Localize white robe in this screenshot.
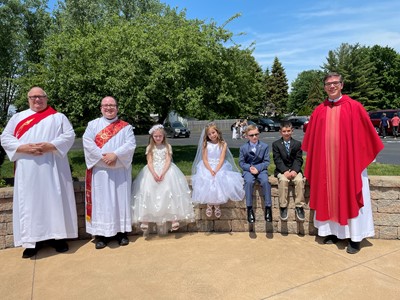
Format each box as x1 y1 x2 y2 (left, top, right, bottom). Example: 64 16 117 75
314 169 375 242
83 117 136 237
1 109 78 248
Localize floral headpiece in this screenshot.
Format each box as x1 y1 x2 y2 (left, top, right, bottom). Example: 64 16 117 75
149 124 164 135
206 121 216 128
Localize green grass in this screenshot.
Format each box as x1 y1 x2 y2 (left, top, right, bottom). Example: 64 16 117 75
1 146 399 186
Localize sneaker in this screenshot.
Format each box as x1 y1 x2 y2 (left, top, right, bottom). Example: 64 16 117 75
295 207 305 221
279 207 288 221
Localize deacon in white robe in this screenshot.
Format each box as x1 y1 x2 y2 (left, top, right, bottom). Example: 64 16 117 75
83 96 136 249
1 87 77 258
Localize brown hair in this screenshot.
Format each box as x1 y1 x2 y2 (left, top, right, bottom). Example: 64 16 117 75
202 123 225 149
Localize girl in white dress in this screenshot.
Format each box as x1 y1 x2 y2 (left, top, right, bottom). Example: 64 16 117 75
132 124 195 232
192 123 245 218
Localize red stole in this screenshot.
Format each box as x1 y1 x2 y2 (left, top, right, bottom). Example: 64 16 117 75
302 95 384 225
85 119 129 222
14 106 57 139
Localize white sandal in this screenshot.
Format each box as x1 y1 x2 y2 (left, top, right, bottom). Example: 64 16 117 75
171 221 180 231
206 204 213 217
214 206 221 218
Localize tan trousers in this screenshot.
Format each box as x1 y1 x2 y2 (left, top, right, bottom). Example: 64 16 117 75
277 172 305 208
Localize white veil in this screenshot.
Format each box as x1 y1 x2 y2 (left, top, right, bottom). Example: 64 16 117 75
191 122 240 175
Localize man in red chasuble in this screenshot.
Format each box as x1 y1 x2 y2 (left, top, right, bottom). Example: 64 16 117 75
302 72 384 254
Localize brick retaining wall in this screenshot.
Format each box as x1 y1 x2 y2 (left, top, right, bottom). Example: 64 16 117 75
1 176 399 249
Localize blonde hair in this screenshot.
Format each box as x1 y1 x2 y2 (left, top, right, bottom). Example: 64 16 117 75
245 124 258 134
202 122 225 149
147 126 169 154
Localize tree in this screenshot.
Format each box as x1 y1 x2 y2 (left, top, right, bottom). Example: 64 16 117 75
268 57 288 115
17 2 263 126
0 0 52 125
0 0 25 126
368 45 400 109
288 69 324 114
262 68 275 116
322 43 379 110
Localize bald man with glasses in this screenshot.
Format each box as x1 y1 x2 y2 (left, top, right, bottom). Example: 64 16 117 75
83 96 136 250
1 86 77 258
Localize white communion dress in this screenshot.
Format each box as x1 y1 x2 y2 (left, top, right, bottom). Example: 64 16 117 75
192 142 245 204
132 144 195 225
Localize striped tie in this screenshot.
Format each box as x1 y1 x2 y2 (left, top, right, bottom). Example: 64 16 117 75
285 142 290 154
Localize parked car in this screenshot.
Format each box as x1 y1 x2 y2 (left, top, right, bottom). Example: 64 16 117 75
303 121 309 133
164 121 191 138
369 109 400 135
247 120 264 133
284 116 309 129
250 118 280 132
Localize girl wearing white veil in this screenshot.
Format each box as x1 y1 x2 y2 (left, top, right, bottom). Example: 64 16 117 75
191 122 245 218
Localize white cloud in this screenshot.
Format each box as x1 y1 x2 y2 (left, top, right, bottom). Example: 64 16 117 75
233 0 400 84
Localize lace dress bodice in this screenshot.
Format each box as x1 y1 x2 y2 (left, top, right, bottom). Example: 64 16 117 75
206 142 222 168
151 145 169 174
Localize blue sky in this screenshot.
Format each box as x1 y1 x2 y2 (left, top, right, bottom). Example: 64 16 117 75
161 0 400 85
47 0 400 85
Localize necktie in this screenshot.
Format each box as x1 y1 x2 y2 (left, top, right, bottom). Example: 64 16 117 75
285 142 290 155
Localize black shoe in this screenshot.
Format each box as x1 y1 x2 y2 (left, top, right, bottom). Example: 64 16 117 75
323 235 338 244
51 239 69 253
247 208 255 223
295 207 305 221
95 236 108 249
117 232 129 246
265 206 272 222
22 247 38 259
279 207 288 221
346 240 360 254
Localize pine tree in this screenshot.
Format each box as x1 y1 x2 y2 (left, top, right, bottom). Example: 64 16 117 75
269 57 288 115
322 43 379 110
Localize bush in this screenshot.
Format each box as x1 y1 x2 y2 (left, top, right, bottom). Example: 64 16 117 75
74 126 86 138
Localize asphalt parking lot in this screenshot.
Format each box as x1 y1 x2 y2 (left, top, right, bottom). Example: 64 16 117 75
73 128 399 165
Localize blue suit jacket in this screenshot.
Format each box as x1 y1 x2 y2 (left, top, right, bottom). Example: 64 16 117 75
239 141 270 174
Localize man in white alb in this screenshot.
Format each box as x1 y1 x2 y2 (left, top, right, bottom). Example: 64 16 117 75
83 96 136 249
1 86 78 258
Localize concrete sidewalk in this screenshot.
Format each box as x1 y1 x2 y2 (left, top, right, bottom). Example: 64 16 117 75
0 232 399 299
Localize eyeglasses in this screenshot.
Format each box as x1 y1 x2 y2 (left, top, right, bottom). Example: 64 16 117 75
248 133 259 137
28 95 47 100
324 81 342 87
101 104 117 108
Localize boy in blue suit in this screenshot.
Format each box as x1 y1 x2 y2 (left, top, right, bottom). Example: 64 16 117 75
239 124 272 223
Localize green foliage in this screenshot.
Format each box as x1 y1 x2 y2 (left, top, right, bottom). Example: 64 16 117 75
74 126 86 138
288 70 324 113
14 1 263 126
268 57 289 115
368 45 400 109
3 1 400 125
322 43 380 110
1 0 52 121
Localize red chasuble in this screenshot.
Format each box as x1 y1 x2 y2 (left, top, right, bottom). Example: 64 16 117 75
302 95 384 225
85 119 129 222
14 106 57 139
